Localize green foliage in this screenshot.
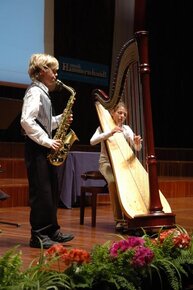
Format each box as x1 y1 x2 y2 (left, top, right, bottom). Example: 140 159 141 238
144 228 193 290
0 246 23 287
1 227 193 290
64 228 193 290
64 242 137 290
0 245 70 290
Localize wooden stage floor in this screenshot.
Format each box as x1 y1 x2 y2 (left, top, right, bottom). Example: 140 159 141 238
0 196 193 269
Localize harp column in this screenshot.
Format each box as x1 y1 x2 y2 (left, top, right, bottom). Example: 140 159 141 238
127 31 176 231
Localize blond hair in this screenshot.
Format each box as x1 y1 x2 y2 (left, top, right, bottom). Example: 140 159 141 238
28 53 59 81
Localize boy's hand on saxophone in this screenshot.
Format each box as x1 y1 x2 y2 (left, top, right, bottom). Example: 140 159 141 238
51 139 62 151
50 112 73 150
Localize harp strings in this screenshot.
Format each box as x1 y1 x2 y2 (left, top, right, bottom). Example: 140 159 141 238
121 61 146 168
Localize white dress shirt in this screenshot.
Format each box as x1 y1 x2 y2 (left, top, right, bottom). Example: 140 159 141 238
21 80 62 148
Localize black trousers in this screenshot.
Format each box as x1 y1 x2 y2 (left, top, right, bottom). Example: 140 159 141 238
24 138 60 235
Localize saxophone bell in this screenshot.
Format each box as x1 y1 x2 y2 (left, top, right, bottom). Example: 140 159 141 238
48 129 79 166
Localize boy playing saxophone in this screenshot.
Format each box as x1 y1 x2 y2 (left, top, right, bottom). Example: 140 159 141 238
21 53 74 248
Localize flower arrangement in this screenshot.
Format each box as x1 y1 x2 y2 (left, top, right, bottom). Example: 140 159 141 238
45 226 193 290
0 226 193 290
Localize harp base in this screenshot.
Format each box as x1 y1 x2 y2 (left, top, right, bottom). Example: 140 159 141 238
124 212 176 235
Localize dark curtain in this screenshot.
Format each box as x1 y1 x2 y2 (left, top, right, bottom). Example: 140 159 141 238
53 0 115 145
146 0 193 148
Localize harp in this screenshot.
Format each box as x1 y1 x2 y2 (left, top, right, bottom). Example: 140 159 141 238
93 31 175 231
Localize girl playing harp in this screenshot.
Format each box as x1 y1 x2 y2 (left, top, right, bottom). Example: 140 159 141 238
90 101 142 231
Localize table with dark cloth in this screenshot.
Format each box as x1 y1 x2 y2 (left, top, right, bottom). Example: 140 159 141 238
57 151 106 208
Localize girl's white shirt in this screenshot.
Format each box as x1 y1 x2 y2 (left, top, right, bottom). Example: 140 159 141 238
90 125 142 164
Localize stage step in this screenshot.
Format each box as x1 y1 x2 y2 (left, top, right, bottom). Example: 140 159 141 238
0 178 29 207
97 177 193 203
157 160 193 177
159 176 193 198
156 147 193 161
0 158 27 179
0 142 25 158
1 176 191 207
0 143 192 207
0 144 28 207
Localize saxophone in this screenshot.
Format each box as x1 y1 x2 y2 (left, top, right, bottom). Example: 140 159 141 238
47 79 79 166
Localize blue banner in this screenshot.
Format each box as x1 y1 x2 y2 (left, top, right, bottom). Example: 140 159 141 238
58 57 109 86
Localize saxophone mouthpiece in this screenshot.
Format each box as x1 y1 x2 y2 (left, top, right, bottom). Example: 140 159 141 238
56 79 64 86
55 79 65 91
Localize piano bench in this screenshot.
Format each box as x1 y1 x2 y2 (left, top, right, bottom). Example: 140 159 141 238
80 171 108 227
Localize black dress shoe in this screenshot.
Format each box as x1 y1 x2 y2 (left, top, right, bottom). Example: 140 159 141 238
30 234 57 249
49 230 74 243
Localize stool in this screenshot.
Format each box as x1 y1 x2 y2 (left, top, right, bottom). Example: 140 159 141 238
80 171 108 227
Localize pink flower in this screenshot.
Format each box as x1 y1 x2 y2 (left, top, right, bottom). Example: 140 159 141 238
126 236 145 247
132 246 154 267
110 236 145 257
110 236 154 268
